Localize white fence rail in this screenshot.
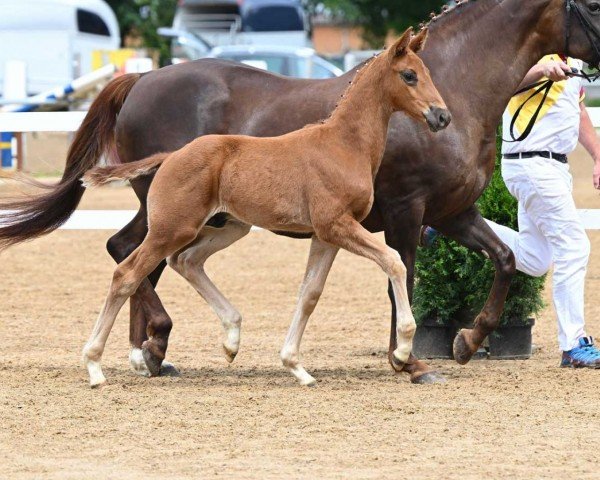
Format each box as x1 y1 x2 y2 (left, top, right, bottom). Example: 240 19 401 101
1 109 600 230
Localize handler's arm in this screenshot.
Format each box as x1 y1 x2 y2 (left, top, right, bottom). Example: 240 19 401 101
578 102 600 189
515 61 571 91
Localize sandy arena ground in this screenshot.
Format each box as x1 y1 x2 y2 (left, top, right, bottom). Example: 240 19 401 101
1 146 599 479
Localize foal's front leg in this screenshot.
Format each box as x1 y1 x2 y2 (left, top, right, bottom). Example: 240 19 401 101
280 236 338 386
316 217 416 368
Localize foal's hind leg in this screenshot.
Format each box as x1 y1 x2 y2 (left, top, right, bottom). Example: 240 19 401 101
280 236 338 386
83 225 201 387
105 208 175 377
316 216 416 368
168 219 251 363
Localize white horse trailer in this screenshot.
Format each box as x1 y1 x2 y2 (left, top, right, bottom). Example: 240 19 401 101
172 0 310 50
0 0 120 96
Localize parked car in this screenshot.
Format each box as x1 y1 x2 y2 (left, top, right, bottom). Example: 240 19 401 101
0 0 120 96
205 45 343 79
170 0 310 49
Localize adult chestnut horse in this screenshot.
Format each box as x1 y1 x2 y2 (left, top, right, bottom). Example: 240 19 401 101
79 29 448 387
1 0 600 383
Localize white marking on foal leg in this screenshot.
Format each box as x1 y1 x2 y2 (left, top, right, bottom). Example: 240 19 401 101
85 359 107 388
386 249 415 365
129 348 151 377
82 265 141 387
281 237 338 386
167 222 250 363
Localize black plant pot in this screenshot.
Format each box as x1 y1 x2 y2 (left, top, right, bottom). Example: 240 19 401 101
413 318 457 359
488 318 535 360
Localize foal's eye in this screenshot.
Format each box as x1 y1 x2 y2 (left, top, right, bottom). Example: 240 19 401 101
400 69 418 85
590 2 600 13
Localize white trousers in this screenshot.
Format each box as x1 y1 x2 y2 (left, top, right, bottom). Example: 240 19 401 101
485 156 590 351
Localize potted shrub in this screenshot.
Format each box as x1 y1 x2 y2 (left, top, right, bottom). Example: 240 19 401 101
412 133 545 359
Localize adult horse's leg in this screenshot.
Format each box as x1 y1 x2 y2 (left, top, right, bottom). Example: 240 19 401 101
380 206 446 384
434 206 516 364
167 220 251 363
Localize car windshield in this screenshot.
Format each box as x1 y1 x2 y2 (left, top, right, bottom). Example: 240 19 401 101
242 6 304 32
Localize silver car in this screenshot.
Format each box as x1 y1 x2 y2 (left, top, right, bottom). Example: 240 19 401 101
206 45 343 79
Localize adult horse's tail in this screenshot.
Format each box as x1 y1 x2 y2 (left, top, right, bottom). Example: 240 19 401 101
0 73 141 249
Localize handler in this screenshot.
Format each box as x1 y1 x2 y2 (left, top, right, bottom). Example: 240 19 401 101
424 55 600 368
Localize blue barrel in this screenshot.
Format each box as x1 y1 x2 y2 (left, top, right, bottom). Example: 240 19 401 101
1 132 13 168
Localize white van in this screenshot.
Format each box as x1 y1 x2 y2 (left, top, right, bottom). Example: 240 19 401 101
0 0 120 96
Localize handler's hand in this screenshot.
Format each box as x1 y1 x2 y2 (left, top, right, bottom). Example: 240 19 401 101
541 61 570 82
594 161 600 190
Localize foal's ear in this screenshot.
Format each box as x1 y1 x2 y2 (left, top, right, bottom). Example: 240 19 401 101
409 28 428 53
388 27 414 60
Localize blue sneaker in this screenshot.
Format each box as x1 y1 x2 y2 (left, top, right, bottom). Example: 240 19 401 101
561 337 600 369
419 226 439 248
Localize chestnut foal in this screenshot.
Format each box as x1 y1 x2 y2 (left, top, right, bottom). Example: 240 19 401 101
82 28 449 387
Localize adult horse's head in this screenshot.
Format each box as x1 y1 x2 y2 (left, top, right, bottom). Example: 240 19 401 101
384 28 451 132
561 0 600 66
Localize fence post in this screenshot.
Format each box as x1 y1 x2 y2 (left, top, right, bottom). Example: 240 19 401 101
15 132 24 171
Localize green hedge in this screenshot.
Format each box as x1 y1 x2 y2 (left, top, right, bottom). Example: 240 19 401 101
413 132 546 326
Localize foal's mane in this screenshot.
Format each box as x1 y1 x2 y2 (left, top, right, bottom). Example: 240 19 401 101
302 53 382 129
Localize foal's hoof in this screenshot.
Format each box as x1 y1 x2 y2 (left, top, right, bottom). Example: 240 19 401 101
410 370 447 385
159 361 180 377
223 345 238 364
453 329 476 365
141 346 163 377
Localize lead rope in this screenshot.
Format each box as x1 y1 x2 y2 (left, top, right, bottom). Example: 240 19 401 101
503 68 600 143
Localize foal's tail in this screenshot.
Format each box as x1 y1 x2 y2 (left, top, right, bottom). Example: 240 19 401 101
0 73 141 249
82 153 169 187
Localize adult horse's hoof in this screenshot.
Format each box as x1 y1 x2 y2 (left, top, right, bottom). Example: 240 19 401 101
410 370 447 384
453 329 476 365
141 344 164 377
391 358 405 372
159 361 180 377
129 348 151 377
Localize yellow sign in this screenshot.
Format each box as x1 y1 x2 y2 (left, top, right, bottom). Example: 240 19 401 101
92 49 138 71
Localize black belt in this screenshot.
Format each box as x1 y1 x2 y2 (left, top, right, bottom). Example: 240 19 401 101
503 151 568 164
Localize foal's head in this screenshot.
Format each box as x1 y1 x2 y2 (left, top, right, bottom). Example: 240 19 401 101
381 28 451 132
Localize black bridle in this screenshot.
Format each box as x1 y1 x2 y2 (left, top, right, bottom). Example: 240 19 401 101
565 0 600 68
504 0 600 143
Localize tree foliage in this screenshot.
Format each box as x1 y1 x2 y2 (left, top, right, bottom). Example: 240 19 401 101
312 0 448 46
106 0 177 63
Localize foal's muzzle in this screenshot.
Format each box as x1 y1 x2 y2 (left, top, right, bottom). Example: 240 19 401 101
424 107 452 132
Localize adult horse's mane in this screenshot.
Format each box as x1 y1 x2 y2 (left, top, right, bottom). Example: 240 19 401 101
422 0 498 33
